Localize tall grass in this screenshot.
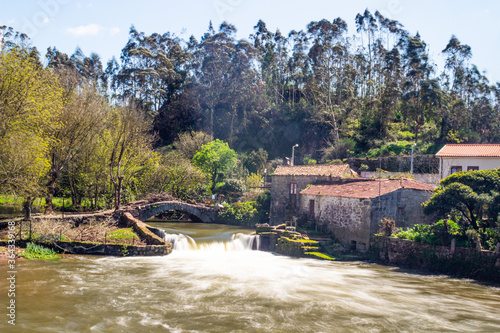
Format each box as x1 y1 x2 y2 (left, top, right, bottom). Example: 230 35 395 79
20 243 59 260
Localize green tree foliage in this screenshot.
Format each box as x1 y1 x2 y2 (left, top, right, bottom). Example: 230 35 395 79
0 45 63 218
106 103 156 209
215 178 246 201
173 131 213 160
242 148 268 175
137 152 210 201
394 219 461 246
218 201 258 226
99 15 500 161
192 139 237 188
423 169 500 230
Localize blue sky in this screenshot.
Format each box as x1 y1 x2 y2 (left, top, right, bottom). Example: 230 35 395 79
1 0 500 82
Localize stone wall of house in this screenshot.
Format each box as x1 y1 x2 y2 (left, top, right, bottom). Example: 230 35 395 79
300 194 372 251
370 188 433 234
270 175 331 225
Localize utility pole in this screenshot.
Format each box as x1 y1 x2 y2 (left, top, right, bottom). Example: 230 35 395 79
291 144 299 166
411 143 416 175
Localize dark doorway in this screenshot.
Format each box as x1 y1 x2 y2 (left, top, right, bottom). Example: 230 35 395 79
309 200 315 217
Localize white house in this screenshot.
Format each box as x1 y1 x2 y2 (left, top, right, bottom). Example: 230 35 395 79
436 144 500 179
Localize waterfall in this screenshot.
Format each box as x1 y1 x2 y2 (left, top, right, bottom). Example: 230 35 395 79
162 232 260 252
231 233 261 251
163 233 197 251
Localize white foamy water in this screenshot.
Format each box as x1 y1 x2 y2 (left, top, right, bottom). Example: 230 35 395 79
158 227 260 251
171 232 260 251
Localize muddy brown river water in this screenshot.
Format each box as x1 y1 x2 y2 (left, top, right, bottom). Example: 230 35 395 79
1 222 499 332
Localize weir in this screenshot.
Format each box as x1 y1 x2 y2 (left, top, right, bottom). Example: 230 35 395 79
155 228 261 251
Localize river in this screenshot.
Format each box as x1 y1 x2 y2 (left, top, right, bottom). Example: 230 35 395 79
1 222 500 332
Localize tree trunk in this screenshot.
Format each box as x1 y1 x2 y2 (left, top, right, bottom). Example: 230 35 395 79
229 106 236 146
210 107 214 138
93 185 98 210
44 169 58 214
23 197 32 221
115 176 124 210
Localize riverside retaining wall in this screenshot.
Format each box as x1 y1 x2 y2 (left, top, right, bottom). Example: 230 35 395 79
52 241 170 256
371 236 500 283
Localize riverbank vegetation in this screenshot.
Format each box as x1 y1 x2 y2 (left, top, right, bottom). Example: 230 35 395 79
1 9 500 218
20 242 59 260
1 218 145 246
388 168 500 251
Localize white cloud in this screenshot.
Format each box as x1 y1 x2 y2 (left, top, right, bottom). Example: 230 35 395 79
66 24 120 37
109 27 120 36
66 23 104 37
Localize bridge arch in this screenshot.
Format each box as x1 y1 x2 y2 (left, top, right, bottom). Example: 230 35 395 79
135 201 217 223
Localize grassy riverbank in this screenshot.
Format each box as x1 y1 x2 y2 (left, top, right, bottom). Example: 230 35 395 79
0 195 101 215
0 218 145 246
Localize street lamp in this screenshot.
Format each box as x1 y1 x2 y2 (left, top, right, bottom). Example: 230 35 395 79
291 144 299 166
411 142 416 175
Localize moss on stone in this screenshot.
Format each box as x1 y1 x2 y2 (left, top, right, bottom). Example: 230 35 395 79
302 246 320 251
283 237 318 244
304 252 335 260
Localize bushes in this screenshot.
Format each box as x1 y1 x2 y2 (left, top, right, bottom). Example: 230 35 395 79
394 220 460 246
218 201 258 226
378 218 397 236
367 141 415 158
321 139 355 162
394 219 499 249
303 157 317 165
215 179 246 201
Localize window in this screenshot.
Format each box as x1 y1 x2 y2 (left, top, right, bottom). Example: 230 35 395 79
290 182 297 195
450 166 462 174
397 207 405 216
467 166 479 171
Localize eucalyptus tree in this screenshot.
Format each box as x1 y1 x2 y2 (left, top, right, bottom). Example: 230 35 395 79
400 32 434 141
116 26 189 112
442 35 472 97
377 46 403 137
288 29 310 105
192 22 238 137
355 9 378 97
306 18 348 142
70 48 105 87
223 39 263 146
374 11 406 51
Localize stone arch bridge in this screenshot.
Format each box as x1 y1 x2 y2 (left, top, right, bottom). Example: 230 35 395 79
121 201 218 223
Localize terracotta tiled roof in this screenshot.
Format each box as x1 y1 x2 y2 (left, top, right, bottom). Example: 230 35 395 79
300 179 435 199
436 144 500 157
273 164 351 177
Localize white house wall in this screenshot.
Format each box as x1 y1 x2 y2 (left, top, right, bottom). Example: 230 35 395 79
440 157 500 179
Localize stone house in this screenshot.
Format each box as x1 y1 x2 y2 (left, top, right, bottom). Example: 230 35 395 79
436 144 500 179
269 164 355 225
300 178 435 252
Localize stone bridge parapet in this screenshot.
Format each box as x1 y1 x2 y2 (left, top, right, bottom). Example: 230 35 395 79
120 200 218 223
